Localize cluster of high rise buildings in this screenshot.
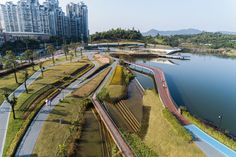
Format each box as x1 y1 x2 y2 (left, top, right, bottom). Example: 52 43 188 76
0 0 88 45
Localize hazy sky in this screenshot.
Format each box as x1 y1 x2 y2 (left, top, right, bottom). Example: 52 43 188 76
1 0 236 34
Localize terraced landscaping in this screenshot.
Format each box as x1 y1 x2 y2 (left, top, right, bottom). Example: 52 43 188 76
3 60 94 157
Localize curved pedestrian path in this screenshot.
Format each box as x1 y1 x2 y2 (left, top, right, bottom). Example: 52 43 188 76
0 57 79 157
15 53 99 156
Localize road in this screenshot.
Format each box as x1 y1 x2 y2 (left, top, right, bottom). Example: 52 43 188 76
0 55 80 157
15 53 99 156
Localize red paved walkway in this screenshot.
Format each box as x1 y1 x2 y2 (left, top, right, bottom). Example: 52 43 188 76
130 62 189 125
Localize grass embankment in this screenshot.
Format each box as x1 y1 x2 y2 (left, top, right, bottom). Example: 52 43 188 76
72 67 111 97
141 90 205 157
3 61 92 157
33 97 91 157
183 111 236 151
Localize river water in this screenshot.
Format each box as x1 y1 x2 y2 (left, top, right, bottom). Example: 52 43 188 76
133 53 236 137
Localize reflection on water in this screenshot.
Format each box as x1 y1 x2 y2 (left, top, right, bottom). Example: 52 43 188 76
132 53 236 137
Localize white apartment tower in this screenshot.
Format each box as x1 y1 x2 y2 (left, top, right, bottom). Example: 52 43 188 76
0 0 88 42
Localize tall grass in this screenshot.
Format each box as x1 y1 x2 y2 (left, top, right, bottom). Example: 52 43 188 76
110 65 123 85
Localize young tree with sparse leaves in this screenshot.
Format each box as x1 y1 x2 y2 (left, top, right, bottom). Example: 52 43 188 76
63 44 69 60
3 50 18 83
70 43 78 57
4 92 17 119
46 44 56 65
23 70 29 93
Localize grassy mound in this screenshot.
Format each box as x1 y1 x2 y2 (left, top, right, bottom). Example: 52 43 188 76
141 90 205 157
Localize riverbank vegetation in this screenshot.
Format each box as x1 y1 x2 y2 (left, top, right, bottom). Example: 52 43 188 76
3 60 92 156
141 90 205 157
183 111 236 151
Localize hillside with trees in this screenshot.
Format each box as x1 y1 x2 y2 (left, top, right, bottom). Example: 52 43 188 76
91 28 143 42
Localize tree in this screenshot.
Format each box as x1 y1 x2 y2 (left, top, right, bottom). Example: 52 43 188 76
23 70 29 93
70 43 77 57
62 44 69 60
80 48 83 57
3 91 17 119
69 51 74 63
23 49 36 70
46 44 56 65
23 49 33 63
39 62 44 78
3 50 18 83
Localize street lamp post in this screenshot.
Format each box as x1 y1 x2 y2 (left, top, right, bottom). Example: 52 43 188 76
218 113 223 131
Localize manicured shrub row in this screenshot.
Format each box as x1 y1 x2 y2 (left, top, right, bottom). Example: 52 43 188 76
162 109 192 142
121 131 158 157
70 64 90 76
19 85 53 112
22 87 56 120
183 111 236 150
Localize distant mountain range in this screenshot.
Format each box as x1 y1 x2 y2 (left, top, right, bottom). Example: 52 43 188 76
142 28 236 36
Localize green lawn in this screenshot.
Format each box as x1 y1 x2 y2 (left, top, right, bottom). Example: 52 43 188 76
141 90 205 157
3 60 89 157
33 97 88 156
0 66 39 105
72 67 111 98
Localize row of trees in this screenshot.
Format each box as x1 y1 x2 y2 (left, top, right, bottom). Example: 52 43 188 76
91 28 143 41
0 35 82 55
1 42 83 119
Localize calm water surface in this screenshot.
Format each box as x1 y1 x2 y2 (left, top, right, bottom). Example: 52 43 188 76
133 53 236 137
